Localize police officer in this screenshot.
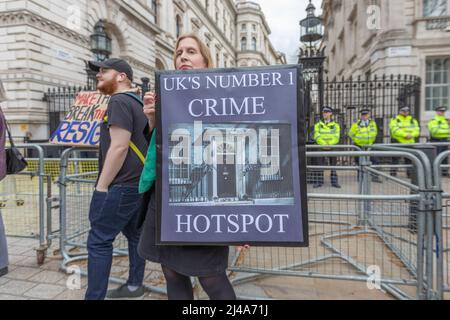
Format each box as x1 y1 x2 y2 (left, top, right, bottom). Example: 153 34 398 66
349 109 381 183
389 106 420 177
428 105 450 176
313 106 341 189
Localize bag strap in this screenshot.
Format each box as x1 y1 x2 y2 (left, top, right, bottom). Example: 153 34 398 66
111 92 147 165
120 92 143 105
5 119 16 148
129 141 146 163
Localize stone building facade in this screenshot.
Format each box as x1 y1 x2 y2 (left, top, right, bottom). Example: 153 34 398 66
0 0 286 140
321 0 450 124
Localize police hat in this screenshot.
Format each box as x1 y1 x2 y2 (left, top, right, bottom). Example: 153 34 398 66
322 106 333 113
360 109 370 115
435 106 448 112
399 106 411 112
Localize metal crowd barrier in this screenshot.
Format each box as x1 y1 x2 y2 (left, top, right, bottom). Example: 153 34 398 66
57 147 167 296
230 150 430 300
433 150 450 299
54 143 447 300
1 144 49 264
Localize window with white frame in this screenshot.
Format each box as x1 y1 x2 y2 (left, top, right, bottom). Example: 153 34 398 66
169 135 190 182
259 130 281 181
150 0 158 24
176 15 182 38
251 37 257 51
423 0 448 16
426 57 450 111
241 37 247 51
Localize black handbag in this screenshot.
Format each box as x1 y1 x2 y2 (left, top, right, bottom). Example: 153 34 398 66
5 123 27 174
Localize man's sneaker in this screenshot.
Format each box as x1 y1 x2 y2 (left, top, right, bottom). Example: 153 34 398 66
331 183 341 189
0 267 8 277
313 183 323 189
106 284 145 299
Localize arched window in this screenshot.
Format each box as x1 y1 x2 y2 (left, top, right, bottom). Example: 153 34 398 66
176 15 182 38
251 37 257 51
241 37 247 51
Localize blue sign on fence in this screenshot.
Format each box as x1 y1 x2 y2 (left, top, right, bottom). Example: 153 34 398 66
156 65 308 246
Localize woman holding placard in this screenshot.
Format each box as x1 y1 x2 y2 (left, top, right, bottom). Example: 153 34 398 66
137 33 236 300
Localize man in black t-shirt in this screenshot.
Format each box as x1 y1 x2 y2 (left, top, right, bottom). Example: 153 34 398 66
85 58 149 300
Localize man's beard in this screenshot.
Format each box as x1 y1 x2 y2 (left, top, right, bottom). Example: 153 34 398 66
97 77 118 96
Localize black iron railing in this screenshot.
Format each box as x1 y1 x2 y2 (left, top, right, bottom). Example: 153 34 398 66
305 74 422 144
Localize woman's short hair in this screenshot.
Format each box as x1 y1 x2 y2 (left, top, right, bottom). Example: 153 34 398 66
173 33 214 69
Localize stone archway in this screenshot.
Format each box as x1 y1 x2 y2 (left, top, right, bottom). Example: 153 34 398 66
155 57 166 71
104 22 127 57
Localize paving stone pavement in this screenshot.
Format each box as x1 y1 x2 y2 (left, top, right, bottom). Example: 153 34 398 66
1 236 448 300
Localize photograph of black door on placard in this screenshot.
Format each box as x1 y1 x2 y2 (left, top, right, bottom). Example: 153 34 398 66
217 145 236 199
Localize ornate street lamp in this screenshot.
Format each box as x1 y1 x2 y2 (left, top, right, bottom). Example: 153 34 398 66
299 0 325 73
300 1 323 46
90 20 112 62
85 20 112 89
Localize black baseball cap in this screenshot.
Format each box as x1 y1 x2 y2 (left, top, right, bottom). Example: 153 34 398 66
88 58 133 82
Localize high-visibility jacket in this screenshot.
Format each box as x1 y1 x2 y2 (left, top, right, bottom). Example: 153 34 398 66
349 119 378 146
314 120 340 145
389 115 420 144
428 115 450 140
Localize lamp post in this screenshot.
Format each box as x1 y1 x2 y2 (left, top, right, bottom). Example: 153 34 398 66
90 20 112 61
85 20 112 89
299 0 325 130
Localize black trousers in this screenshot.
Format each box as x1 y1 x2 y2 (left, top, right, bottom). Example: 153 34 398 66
390 139 413 178
431 138 449 175
313 154 338 185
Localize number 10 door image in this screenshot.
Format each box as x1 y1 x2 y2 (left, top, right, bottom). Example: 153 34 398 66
168 121 295 207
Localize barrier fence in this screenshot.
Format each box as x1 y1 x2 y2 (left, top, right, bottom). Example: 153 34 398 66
1 144 50 264
230 150 429 300
433 150 450 298
3 143 450 299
